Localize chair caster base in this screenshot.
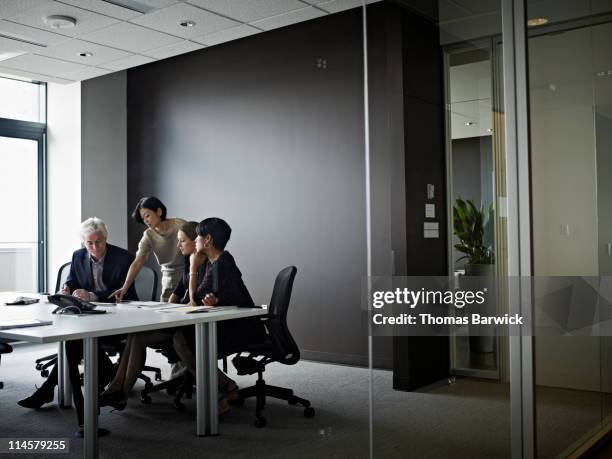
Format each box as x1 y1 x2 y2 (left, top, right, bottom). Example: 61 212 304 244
304 407 315 418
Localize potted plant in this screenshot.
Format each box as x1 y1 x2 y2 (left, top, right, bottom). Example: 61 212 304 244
453 198 495 353
453 198 495 276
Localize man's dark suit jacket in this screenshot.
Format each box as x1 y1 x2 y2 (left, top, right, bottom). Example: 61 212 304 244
65 243 138 302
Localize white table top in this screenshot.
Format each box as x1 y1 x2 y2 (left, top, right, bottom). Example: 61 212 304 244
0 292 267 343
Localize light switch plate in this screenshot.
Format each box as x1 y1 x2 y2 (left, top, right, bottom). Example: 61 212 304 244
425 203 435 218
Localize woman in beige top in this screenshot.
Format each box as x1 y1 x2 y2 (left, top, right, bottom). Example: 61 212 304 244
112 196 186 302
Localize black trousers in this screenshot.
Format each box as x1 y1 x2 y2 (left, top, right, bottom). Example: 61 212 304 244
40 337 119 426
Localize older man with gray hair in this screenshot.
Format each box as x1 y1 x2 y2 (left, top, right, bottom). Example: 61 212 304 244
18 217 137 432
60 217 137 302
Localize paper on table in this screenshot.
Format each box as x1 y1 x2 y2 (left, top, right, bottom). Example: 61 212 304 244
120 301 167 308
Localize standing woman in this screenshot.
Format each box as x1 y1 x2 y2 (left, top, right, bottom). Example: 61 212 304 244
113 197 186 302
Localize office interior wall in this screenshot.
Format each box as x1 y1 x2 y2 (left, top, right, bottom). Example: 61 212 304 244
392 2 449 390
47 82 81 292
81 71 128 249
126 8 373 366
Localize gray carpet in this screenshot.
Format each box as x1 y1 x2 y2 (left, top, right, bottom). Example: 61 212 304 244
0 342 604 458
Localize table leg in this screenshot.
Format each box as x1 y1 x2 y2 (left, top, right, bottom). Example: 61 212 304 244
206 322 218 436
195 323 208 436
57 341 72 408
84 337 98 459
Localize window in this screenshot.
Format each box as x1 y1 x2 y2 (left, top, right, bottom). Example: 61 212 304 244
0 76 46 291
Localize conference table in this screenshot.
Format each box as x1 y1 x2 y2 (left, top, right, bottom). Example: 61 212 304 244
0 293 267 459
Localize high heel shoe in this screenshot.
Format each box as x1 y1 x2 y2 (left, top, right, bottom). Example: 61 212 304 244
17 386 55 409
99 390 126 411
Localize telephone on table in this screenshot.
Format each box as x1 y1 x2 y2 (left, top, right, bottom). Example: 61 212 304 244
48 294 106 315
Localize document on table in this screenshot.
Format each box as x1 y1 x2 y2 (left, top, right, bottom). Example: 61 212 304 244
120 301 168 308
157 306 238 314
0 318 53 330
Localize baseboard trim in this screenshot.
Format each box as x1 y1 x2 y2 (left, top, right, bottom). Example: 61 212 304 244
301 349 393 370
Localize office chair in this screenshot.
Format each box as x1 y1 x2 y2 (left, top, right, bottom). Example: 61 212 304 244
35 262 71 377
130 265 164 384
0 340 13 389
231 266 314 427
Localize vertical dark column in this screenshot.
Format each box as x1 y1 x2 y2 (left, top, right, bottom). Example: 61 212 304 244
393 3 449 391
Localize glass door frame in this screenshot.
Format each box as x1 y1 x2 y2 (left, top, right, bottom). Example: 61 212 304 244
444 37 505 381
0 117 47 291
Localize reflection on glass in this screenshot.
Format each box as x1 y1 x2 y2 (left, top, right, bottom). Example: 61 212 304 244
447 45 499 376
528 8 612 457
0 136 38 291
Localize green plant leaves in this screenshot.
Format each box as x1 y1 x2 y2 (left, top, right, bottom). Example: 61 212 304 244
453 197 494 265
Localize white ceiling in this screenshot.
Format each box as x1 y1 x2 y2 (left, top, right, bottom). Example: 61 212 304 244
0 0 380 84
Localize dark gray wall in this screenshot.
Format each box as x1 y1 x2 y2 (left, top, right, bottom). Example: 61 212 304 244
127 9 374 366
125 4 447 373
81 71 128 249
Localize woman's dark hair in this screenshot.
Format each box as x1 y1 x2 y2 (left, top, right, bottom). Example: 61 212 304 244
178 221 198 241
196 218 231 250
131 197 167 225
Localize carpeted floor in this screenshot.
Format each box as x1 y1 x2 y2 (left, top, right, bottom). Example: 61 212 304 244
0 342 605 458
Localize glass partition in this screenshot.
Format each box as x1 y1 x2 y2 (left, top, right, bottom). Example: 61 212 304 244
527 2 612 455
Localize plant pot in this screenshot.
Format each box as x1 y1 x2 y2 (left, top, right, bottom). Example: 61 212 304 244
465 263 495 354
464 263 495 277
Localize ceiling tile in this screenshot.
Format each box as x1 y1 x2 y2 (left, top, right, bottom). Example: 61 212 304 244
0 49 26 62
62 65 112 81
0 19 70 47
142 39 204 59
130 2 239 38
318 0 381 14
0 66 75 83
187 0 307 23
80 21 181 52
251 6 325 30
0 35 44 54
129 0 181 8
299 0 328 3
0 53 91 77
7 2 121 38
100 53 155 70
35 38 132 65
192 24 260 46
57 0 143 20
0 0 51 20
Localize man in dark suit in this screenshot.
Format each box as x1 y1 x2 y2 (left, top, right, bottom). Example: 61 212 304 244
18 217 137 431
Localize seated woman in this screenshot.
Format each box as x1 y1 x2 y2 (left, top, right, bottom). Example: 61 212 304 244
100 221 202 409
173 218 266 408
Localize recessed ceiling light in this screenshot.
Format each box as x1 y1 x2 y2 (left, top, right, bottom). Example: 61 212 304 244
527 17 548 27
78 52 93 57
465 121 475 126
44 15 77 29
180 20 196 27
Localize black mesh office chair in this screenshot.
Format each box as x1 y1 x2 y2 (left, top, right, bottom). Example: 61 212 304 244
34 262 71 377
231 266 314 427
0 340 13 389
